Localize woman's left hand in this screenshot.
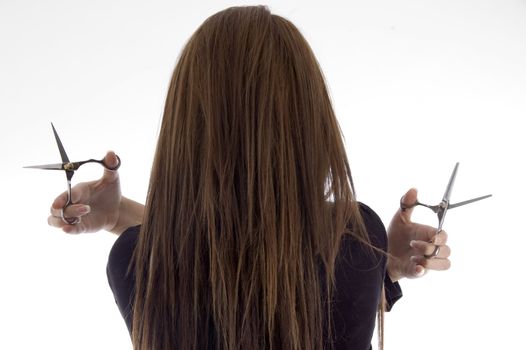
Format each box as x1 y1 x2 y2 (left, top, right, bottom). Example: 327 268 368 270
386 188 451 282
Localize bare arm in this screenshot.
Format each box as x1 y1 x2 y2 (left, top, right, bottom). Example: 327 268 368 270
110 196 144 235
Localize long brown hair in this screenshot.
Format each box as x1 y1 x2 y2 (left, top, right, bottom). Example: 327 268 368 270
131 5 376 349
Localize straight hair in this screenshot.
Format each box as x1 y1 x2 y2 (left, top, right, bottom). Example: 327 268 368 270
131 5 382 349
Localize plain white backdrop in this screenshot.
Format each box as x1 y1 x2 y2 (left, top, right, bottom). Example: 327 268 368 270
1 0 524 349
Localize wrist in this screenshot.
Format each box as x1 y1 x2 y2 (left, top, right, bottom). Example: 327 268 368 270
387 259 403 283
109 197 144 235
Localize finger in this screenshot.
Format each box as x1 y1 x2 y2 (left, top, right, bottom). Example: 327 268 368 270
48 215 65 228
410 240 451 259
61 222 87 234
49 204 90 230
426 258 452 271
64 204 91 218
414 264 426 277
47 215 87 234
399 188 418 223
102 151 120 183
414 223 439 243
411 256 451 271
50 202 91 218
52 181 94 214
51 191 69 210
432 230 449 245
403 258 427 278
410 240 435 256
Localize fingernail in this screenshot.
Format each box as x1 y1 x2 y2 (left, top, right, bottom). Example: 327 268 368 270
410 240 417 248
416 267 425 277
79 205 90 214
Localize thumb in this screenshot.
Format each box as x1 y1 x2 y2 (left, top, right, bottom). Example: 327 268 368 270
399 188 418 222
102 150 120 183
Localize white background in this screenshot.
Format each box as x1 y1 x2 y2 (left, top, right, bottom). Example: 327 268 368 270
1 0 524 349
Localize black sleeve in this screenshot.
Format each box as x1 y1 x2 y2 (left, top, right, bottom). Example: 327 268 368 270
106 225 140 334
358 203 403 311
384 273 403 311
330 203 403 349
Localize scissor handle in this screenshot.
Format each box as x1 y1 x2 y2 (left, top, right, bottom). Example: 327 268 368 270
61 178 80 225
400 197 440 213
75 155 121 171
59 155 121 225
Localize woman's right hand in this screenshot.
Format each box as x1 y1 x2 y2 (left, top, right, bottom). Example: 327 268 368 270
48 151 122 234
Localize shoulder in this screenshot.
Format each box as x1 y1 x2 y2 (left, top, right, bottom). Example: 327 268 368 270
330 203 387 348
356 202 387 251
108 225 140 273
107 225 140 289
106 225 140 334
336 202 387 270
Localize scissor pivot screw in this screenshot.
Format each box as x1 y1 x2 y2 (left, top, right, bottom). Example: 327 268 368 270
64 163 74 170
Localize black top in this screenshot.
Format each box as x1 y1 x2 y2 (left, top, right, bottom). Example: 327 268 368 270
106 203 402 349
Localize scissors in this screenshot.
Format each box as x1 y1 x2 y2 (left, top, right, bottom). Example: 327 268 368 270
24 123 121 225
400 162 491 257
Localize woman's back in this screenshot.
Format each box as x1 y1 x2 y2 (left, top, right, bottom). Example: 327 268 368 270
107 203 402 349
115 6 399 349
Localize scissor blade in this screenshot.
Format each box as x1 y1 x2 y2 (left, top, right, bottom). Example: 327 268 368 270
23 163 65 170
51 123 70 164
442 162 459 202
448 194 492 209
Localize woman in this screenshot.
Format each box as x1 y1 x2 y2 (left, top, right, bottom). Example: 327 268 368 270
48 6 451 349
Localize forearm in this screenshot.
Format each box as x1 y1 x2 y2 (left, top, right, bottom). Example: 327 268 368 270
110 197 145 235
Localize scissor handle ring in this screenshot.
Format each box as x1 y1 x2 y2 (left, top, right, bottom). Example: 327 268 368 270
61 185 81 225
400 196 417 212
103 155 121 171
61 207 81 225
424 245 441 259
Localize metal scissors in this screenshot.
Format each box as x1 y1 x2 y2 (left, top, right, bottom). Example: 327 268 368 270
24 123 121 225
400 162 491 256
